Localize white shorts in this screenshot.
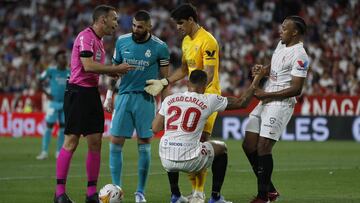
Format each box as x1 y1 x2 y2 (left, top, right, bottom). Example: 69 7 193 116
246 103 294 141
160 142 215 173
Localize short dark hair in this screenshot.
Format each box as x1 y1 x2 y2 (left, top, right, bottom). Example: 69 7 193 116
170 3 198 22
134 10 151 22
286 15 307 35
189 70 207 87
54 50 66 60
92 5 116 22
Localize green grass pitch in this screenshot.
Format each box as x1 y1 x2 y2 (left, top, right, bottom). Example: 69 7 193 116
0 137 359 203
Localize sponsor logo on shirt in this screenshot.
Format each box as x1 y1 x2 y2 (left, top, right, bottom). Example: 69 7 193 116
123 58 149 71
163 139 195 147
205 50 216 60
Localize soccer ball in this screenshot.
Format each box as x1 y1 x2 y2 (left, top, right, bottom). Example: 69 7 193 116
99 184 124 203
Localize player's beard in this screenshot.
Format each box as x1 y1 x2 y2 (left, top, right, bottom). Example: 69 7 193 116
132 31 148 42
280 36 287 44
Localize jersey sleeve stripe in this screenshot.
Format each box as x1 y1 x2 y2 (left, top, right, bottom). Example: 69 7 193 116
159 59 169 66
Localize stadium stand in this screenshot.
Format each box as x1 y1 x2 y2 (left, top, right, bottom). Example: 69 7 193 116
0 0 359 100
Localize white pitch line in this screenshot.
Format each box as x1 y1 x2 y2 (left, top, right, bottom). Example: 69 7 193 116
0 171 165 181
232 166 359 173
0 166 357 181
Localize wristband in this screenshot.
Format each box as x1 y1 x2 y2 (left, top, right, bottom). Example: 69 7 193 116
105 90 113 99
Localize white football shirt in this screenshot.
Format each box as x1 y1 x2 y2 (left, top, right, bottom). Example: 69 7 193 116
264 41 309 105
158 91 228 161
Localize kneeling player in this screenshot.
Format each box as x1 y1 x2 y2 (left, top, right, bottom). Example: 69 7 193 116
152 69 265 203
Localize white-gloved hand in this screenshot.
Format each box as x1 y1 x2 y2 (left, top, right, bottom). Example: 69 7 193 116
103 90 113 113
144 78 169 96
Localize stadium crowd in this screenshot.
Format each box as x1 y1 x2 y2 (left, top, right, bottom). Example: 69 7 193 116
1 0 360 97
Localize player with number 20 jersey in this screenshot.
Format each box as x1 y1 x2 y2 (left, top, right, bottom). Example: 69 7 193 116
159 92 227 170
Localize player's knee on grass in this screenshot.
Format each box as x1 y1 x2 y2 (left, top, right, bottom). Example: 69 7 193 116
242 131 259 153
208 140 227 156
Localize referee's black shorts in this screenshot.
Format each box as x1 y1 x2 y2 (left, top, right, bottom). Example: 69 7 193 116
63 83 104 136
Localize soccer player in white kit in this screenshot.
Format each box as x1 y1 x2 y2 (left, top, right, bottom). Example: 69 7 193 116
242 16 309 203
152 69 265 203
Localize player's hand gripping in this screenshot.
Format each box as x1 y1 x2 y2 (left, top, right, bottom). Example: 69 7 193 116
144 78 169 96
252 64 271 102
251 64 264 77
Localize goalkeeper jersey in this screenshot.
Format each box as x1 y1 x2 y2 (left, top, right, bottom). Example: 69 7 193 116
182 27 221 95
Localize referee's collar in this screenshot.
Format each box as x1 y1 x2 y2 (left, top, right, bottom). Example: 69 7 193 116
88 27 102 40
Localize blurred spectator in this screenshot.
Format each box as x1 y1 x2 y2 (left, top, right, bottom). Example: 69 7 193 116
0 0 359 98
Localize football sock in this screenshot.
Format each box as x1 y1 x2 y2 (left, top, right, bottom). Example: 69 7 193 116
56 127 65 153
42 126 52 152
211 153 228 194
56 148 73 197
167 172 181 197
86 151 101 196
188 172 197 191
109 143 123 186
257 154 273 200
195 168 207 192
137 143 151 193
246 151 276 192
